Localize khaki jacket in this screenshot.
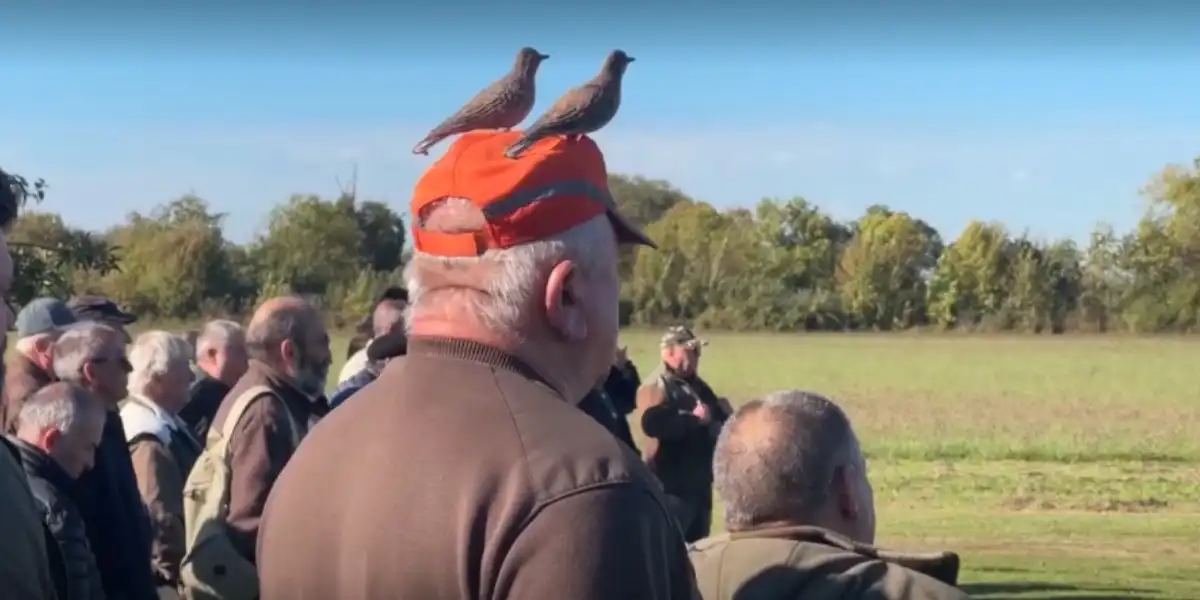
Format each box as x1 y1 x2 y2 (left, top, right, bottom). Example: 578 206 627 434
121 395 203 586
689 525 968 600
0 437 59 600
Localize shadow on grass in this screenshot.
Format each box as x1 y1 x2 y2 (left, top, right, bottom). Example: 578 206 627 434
963 581 1164 599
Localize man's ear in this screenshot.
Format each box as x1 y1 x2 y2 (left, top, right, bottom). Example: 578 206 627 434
544 259 587 342
81 362 98 385
39 427 62 451
279 339 296 364
832 464 862 521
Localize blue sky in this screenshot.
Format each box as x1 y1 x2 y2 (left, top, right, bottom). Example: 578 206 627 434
4 2 1200 244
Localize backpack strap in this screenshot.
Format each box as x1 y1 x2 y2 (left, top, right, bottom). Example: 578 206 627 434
212 385 275 451
213 385 305 457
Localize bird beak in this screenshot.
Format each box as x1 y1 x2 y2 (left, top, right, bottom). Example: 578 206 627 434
539 54 550 60
626 56 636 63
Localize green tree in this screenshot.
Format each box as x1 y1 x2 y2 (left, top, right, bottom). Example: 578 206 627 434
837 209 937 330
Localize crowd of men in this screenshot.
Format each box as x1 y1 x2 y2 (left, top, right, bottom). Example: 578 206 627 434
0 128 969 600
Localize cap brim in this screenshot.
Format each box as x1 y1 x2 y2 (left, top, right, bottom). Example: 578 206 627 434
366 330 408 361
606 210 657 249
112 312 138 325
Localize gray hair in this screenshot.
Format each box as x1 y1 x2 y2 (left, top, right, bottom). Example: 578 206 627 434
196 319 244 359
52 322 121 383
714 390 862 531
128 331 193 397
404 198 616 335
17 382 105 434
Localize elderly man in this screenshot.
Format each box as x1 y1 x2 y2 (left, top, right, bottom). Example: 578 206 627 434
54 322 158 600
336 289 408 385
10 383 109 600
258 130 697 599
67 295 138 342
2 297 79 433
121 331 204 594
637 326 732 543
689 391 967 600
178 319 249 441
205 296 331 568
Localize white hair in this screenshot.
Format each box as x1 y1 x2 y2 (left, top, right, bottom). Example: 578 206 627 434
404 198 617 334
195 319 244 359
127 331 193 398
52 322 121 383
17 382 105 434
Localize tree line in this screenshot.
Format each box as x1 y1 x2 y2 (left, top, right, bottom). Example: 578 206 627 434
4 159 1200 333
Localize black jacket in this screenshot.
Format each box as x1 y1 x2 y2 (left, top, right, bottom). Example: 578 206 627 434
603 361 641 416
579 387 639 452
178 376 231 443
75 411 157 600
8 436 105 600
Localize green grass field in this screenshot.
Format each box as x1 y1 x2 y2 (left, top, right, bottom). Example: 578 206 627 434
328 332 1200 599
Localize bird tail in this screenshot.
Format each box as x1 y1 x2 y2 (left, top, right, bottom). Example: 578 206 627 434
412 137 437 156
503 135 534 159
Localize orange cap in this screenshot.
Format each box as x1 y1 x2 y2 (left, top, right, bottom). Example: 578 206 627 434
410 130 657 257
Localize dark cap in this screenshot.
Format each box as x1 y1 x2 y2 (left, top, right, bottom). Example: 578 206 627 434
67 295 138 326
366 330 407 362
15 298 78 338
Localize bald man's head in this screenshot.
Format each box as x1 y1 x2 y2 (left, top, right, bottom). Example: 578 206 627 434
372 299 406 338
246 296 331 396
714 390 870 538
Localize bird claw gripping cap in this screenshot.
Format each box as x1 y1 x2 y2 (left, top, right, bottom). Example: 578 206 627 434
661 326 708 350
409 129 656 257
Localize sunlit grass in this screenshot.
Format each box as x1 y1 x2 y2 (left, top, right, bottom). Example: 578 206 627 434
334 331 1200 599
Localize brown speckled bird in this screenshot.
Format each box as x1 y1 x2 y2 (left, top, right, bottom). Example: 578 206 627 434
411 47 549 155
504 50 635 159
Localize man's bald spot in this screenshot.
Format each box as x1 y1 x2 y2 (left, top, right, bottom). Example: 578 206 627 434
372 300 406 338
246 296 320 359
714 390 859 530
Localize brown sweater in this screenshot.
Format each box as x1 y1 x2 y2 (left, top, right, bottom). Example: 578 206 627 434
257 336 700 600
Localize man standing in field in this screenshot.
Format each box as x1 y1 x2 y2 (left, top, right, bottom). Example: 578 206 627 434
689 390 967 600
256 130 698 599
637 326 732 543
178 319 249 441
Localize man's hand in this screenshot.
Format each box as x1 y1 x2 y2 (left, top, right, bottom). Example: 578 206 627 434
691 401 711 424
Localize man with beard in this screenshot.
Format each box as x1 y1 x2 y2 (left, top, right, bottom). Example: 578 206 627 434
206 296 331 565
637 326 733 544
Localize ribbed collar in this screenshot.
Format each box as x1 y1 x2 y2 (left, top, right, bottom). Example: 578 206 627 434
406 336 563 401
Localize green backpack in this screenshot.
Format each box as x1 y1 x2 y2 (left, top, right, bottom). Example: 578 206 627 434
178 386 301 600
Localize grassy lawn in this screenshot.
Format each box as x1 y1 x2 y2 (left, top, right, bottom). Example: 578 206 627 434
329 331 1200 599
602 331 1200 600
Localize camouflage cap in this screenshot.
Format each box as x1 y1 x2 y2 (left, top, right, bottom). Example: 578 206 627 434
660 325 708 350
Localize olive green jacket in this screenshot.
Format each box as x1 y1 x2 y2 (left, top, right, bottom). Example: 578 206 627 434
689 525 968 600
